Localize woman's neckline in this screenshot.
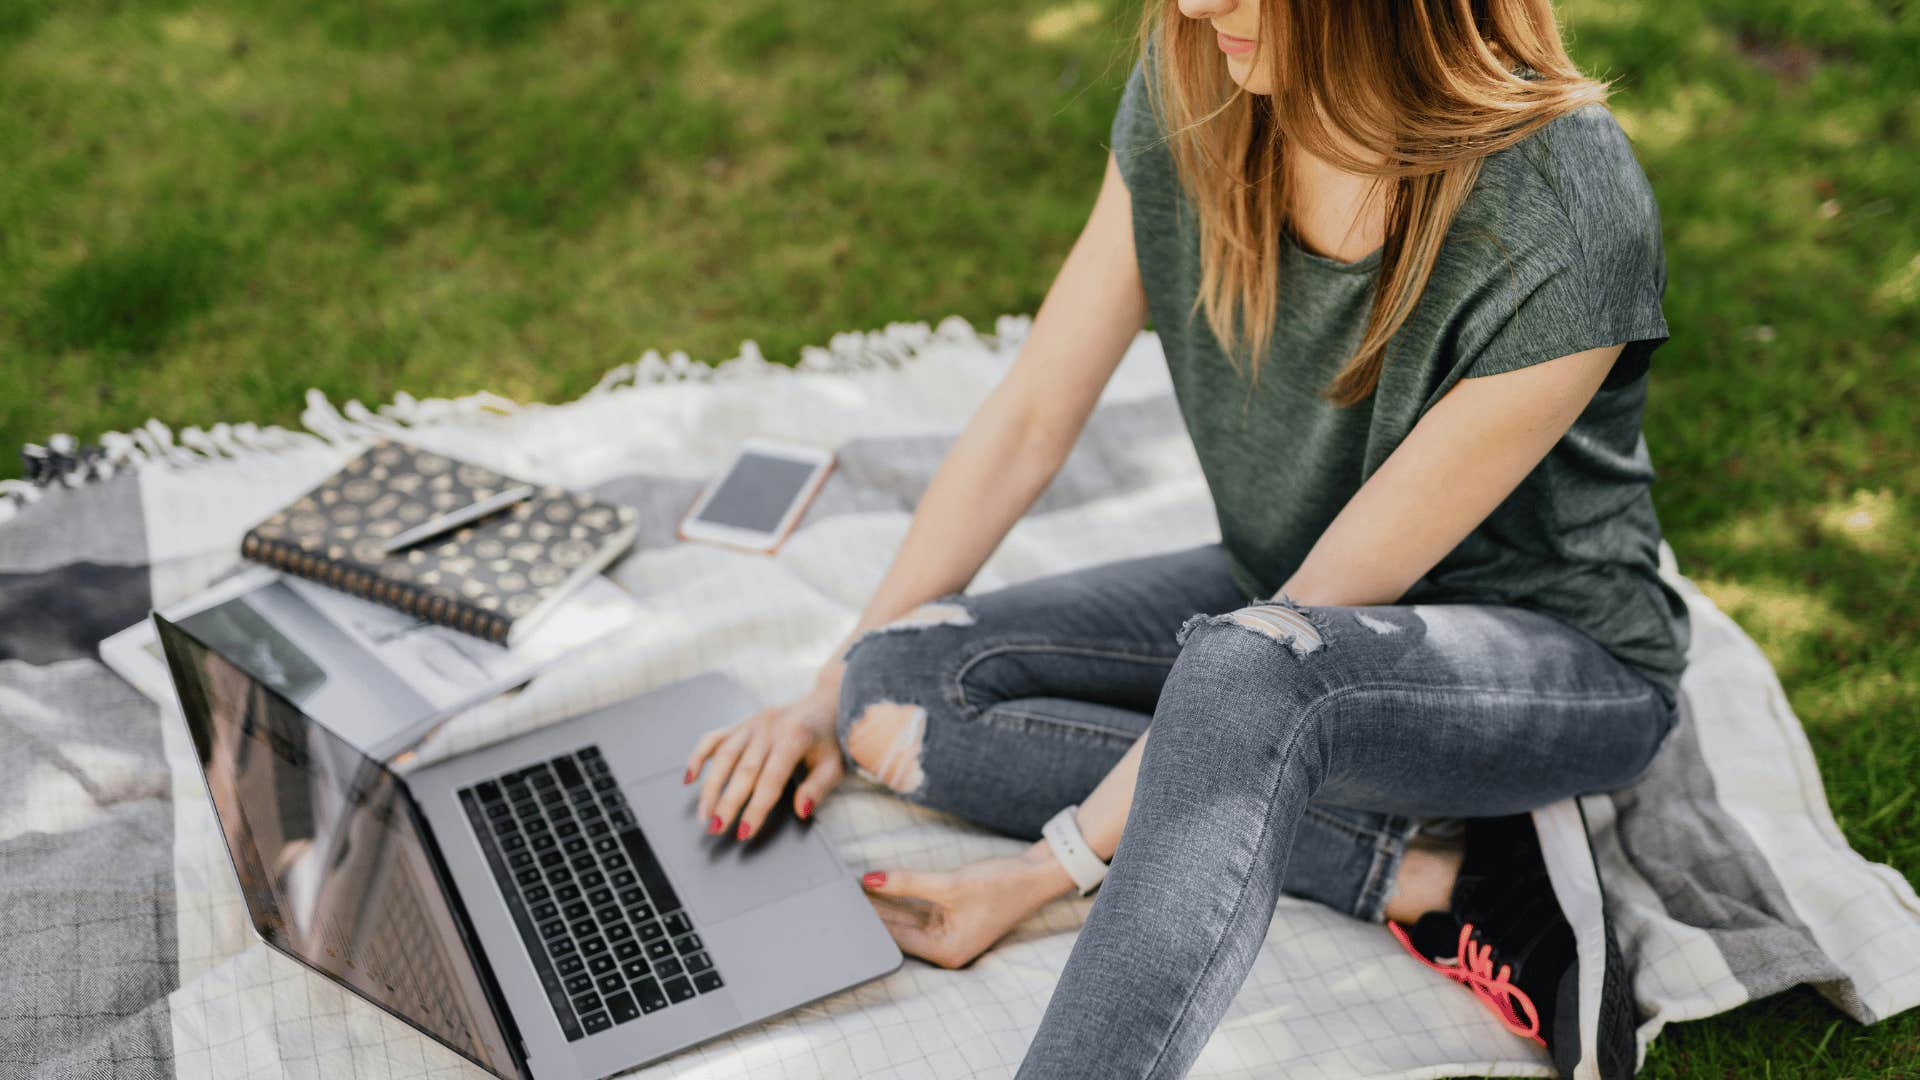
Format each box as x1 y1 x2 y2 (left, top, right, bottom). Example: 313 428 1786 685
1282 227 1383 275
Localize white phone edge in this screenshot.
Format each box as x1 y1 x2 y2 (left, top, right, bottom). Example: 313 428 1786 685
678 437 836 553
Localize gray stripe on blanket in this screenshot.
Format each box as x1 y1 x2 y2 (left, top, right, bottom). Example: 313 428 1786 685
1 563 153 664
590 396 1193 551
0 659 176 1078
1609 692 1855 1012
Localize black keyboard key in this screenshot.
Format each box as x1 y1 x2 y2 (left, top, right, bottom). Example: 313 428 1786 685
593 837 619 855
555 884 581 903
563 901 590 921
515 868 541 887
571 854 597 872
606 992 640 1024
569 918 596 939
549 938 577 957
597 972 624 994
540 851 566 869
579 870 606 889
586 819 611 837
617 887 646 907
653 956 683 979
684 951 713 974
603 853 629 872
554 756 584 788
556 955 584 976
572 992 602 1014
611 870 638 890
548 867 572 885
538 919 567 941
622 958 650 980
645 939 673 961
486 799 513 819
500 833 526 852
609 808 635 829
675 932 703 956
557 821 581 838
525 884 550 904
664 977 696 1003
589 954 616 976
565 973 594 995
580 937 608 957
634 978 668 1013
605 923 633 943
531 902 558 922
588 887 613 908
580 745 604 761
614 940 642 961
509 851 535 870
476 780 502 803
592 774 618 792
531 835 557 854
638 922 665 942
581 1011 612 1035
664 911 692 937
693 970 724 994
563 838 588 856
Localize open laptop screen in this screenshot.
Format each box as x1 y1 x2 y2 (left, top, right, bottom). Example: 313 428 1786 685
158 615 524 1080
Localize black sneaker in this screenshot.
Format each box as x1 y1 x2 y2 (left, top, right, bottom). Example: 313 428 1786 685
1387 806 1638 1079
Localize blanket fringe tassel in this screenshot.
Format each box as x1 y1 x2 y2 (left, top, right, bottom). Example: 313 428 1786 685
1 314 1033 520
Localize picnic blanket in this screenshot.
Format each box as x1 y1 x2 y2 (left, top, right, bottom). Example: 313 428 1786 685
4 315 1917 1080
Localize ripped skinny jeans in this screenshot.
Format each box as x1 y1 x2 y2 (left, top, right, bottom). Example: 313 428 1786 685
834 542 1679 1079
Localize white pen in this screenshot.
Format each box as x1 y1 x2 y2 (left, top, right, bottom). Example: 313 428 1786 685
378 484 536 554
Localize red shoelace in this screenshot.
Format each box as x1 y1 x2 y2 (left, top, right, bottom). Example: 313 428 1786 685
1389 919 1545 1046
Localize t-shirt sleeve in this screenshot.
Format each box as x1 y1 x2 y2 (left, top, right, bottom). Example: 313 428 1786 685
1455 105 1670 389
1108 48 1160 196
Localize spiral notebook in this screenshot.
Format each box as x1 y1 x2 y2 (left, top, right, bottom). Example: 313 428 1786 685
240 440 639 646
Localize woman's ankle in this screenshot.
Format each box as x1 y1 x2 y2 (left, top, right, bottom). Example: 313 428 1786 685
1381 836 1465 924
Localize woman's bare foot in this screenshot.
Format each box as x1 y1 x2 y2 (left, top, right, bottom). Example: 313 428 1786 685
857 842 1077 969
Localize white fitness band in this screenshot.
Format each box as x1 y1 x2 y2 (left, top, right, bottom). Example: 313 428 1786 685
1042 804 1110 896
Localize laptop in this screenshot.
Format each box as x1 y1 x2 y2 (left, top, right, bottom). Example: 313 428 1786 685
157 613 901 1080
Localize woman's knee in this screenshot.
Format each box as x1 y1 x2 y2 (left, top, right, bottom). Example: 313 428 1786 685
1153 603 1334 742
834 596 975 795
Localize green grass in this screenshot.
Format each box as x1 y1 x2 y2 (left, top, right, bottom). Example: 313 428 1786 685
2 1 1916 1075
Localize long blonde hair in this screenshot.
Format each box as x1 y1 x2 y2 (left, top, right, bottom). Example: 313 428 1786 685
1139 0 1608 405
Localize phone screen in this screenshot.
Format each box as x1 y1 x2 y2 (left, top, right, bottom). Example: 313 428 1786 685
695 452 822 534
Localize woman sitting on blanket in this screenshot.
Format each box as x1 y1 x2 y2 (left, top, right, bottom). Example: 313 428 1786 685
687 0 1687 1075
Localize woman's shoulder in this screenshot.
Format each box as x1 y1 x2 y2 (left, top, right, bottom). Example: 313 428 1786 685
1458 101 1664 284
1110 49 1170 194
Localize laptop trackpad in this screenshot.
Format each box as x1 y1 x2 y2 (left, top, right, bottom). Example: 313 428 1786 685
626 772 846 925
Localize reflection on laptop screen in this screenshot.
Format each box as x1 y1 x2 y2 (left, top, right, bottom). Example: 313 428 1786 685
158 616 523 1080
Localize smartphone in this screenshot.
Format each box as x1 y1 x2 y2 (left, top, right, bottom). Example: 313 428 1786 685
677 439 836 554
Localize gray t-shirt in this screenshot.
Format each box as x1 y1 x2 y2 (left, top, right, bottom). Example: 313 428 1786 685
1110 54 1690 701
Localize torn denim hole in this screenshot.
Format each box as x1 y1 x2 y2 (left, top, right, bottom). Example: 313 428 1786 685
844 699 929 795
842 598 976 661
1176 595 1327 658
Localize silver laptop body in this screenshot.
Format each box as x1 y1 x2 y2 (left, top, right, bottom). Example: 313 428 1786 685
158 613 901 1080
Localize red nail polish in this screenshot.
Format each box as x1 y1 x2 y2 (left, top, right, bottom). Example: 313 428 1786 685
736 821 753 840
799 798 814 819
683 768 694 784
861 871 886 889
708 815 723 834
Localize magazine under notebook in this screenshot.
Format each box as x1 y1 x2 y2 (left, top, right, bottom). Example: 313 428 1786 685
100 564 640 761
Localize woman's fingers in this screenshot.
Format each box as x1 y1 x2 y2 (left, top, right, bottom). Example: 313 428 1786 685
734 733 808 840
792 739 844 821
683 726 730 785
695 725 752 825
710 735 771 836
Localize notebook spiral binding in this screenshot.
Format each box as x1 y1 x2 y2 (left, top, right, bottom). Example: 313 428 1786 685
239 530 513 646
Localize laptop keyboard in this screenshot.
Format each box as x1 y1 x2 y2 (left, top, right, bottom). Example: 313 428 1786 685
458 745 725 1041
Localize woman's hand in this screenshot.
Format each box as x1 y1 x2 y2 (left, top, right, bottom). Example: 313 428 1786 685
685 672 845 840
857 841 1078 969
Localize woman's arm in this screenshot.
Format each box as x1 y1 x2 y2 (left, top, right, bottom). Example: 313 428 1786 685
861 342 1629 961
687 155 1149 839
